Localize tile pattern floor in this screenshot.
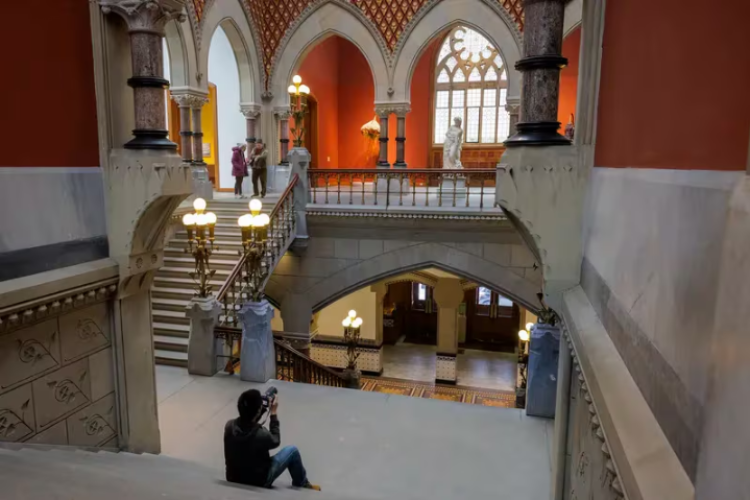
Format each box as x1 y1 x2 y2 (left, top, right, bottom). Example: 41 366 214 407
156 365 554 500
361 376 516 408
382 343 518 391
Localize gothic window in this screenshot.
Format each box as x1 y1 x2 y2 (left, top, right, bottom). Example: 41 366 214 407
434 26 511 145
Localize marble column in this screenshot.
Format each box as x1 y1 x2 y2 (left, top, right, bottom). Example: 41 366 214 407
241 104 261 156
433 278 463 384
376 108 391 168
99 0 184 150
277 110 291 166
393 105 410 168
171 94 193 163
190 96 208 165
505 0 570 147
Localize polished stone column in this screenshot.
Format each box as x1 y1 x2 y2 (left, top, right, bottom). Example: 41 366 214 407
277 110 291 166
189 95 212 199
393 105 409 168
376 108 390 168
100 0 184 150
171 94 193 163
505 0 570 146
241 104 261 157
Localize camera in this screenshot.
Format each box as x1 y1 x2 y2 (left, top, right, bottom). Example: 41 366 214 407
261 386 278 408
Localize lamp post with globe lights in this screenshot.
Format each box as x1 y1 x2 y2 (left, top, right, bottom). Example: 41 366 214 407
288 75 311 148
237 198 271 302
182 198 218 298
342 309 364 388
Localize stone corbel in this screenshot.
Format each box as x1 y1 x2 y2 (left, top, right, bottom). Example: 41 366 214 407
374 104 392 118
496 146 584 311
240 103 261 119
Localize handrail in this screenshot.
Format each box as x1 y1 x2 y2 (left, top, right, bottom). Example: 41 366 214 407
216 174 299 303
274 338 347 388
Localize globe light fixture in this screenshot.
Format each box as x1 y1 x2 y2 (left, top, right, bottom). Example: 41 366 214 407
518 329 530 342
182 198 218 298
288 75 311 148
292 74 302 85
342 312 363 372
525 322 535 332
237 199 271 302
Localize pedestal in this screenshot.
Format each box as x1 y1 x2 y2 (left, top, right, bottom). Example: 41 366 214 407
238 300 277 383
526 324 561 418
270 164 291 192
441 177 467 200
192 164 213 200
186 296 221 376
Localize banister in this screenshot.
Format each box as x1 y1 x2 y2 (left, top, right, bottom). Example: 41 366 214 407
273 337 346 381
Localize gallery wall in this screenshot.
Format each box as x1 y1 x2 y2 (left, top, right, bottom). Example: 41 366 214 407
558 26 580 130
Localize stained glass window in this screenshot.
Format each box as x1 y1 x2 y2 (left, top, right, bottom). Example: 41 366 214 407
434 26 511 145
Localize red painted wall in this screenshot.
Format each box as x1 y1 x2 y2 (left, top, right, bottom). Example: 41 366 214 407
338 40 377 168
2 2 99 167
403 37 442 167
558 27 580 130
595 0 750 170
298 36 340 168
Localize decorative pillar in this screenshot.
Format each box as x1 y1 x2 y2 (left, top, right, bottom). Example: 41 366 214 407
171 94 193 163
188 94 212 199
505 0 570 146
277 110 291 166
241 104 261 154
375 107 391 168
506 97 521 137
238 300 277 383
280 293 314 354
433 278 463 384
186 296 221 376
393 105 410 168
100 0 184 150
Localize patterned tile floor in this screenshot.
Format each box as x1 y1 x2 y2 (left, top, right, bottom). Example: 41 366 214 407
361 376 516 408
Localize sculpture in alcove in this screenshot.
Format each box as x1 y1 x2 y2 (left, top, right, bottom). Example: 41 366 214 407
361 116 380 166
443 116 464 169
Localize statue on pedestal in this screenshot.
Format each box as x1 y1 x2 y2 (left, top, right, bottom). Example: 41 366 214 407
442 117 464 169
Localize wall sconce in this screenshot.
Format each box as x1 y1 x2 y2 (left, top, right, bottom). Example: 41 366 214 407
288 75 310 148
237 199 270 302
342 309 363 371
182 198 217 298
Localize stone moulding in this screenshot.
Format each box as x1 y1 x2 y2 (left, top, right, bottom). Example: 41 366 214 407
0 279 119 336
306 210 507 221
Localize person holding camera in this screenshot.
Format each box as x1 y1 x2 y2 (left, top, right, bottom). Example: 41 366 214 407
224 388 320 491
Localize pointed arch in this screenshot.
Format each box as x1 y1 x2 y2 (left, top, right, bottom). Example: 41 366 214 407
270 2 390 107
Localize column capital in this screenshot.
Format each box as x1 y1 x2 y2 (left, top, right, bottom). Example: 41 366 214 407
374 104 392 118
274 107 291 120
171 92 204 108
506 96 521 114
392 103 411 118
240 103 261 119
99 0 186 35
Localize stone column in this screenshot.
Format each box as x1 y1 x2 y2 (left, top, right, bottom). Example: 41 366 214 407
506 98 521 137
186 296 221 376
393 105 410 168
375 107 391 168
241 104 261 154
171 94 194 163
99 0 184 150
433 278 464 384
505 0 570 147
277 110 291 166
280 293 314 353
189 95 212 200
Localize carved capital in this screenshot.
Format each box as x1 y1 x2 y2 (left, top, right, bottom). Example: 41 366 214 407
505 96 521 115
274 107 291 120
374 104 392 119
391 104 411 118
240 103 262 119
99 0 186 35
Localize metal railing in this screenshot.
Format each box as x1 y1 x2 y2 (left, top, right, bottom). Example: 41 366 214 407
216 174 299 328
274 338 347 388
307 168 497 209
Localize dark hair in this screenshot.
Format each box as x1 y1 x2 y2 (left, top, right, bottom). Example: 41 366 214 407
237 389 263 422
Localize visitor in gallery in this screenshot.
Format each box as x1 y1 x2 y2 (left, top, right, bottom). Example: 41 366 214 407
232 144 248 198
250 140 268 198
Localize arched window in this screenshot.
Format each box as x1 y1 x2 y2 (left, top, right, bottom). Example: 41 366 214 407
434 26 510 145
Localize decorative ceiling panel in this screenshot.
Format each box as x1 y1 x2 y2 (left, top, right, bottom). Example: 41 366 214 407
349 0 431 52
192 0 206 22
500 0 524 32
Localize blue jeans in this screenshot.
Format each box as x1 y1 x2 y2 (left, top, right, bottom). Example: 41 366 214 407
265 446 308 487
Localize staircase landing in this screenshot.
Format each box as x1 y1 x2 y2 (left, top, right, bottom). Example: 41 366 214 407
157 366 554 500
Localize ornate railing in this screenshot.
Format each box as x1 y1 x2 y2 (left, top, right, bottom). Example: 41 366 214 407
307 168 497 210
216 174 299 328
274 338 347 388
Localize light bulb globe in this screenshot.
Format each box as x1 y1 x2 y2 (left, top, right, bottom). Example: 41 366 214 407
518 330 530 342
299 84 310 95
193 198 207 212
182 213 195 226
342 317 352 328
256 214 270 227
348 309 357 319
206 212 217 225
288 85 297 95
249 198 262 214
525 322 534 332
292 75 302 85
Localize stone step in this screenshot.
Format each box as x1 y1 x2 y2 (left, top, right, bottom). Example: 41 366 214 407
164 246 243 259
162 256 239 270
153 321 190 338
155 349 188 367
156 266 233 280
154 335 188 352
152 297 190 312
152 309 190 326
152 286 196 301
153 276 226 292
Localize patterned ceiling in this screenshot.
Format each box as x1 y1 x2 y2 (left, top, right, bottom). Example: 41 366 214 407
188 0 524 88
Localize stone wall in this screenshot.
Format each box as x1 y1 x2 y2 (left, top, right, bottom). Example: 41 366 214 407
0 301 118 447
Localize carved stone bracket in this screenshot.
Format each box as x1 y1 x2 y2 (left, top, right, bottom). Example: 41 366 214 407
240 103 262 119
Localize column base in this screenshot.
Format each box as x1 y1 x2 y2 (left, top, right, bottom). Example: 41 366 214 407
393 161 407 168
504 122 571 147
377 161 391 168
125 129 178 150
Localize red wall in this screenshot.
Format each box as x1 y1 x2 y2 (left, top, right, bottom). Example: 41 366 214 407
2 2 99 167
402 37 441 167
298 36 340 168
595 0 750 170
338 40 377 168
558 27 581 129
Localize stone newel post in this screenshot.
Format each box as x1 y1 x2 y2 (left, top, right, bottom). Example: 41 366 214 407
100 0 185 150
505 0 570 146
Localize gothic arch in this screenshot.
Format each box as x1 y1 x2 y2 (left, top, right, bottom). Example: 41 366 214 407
164 18 193 88
291 242 542 313
391 0 523 103
270 2 390 107
199 0 262 103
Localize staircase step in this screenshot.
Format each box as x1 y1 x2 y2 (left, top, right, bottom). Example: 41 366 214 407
163 256 239 270
156 266 233 280
155 349 188 367
153 322 189 337
154 335 188 352
152 309 190 326
153 276 226 291
152 286 196 301
152 297 191 312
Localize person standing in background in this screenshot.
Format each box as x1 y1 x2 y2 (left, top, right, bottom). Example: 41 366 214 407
232 144 248 199
250 140 268 198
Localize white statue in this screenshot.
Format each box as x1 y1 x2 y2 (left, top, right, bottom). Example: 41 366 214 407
443 116 463 169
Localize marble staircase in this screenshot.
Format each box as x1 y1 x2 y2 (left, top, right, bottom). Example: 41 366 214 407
152 196 279 367
0 444 365 500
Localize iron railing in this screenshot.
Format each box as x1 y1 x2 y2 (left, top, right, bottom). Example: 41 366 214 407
307 168 497 209
215 174 299 328
274 338 347 388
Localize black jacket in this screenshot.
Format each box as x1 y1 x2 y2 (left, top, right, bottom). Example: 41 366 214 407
224 415 281 486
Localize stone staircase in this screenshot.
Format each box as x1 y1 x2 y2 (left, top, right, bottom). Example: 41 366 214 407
152 195 280 367
0 444 374 500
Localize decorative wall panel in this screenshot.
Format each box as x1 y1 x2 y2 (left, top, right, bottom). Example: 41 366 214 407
0 303 118 448
351 0 431 51
436 354 456 382
311 341 383 374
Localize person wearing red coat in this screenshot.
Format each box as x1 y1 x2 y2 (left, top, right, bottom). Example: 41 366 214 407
231 144 248 198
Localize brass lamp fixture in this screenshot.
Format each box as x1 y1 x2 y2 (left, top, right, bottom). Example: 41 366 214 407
182 198 218 298
342 309 363 371
287 75 311 148
237 198 271 302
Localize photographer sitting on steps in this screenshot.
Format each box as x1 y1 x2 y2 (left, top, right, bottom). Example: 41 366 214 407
224 388 321 491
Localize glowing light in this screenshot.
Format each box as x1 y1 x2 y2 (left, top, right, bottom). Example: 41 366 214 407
526 322 535 332
256 214 270 227
518 330 530 342
342 317 352 328
299 84 310 95
205 212 217 225
348 310 357 319
238 214 252 227
353 317 363 328
195 214 208 226
249 199 262 214
292 75 302 85
288 85 297 94
193 198 207 212
182 213 195 226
